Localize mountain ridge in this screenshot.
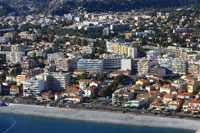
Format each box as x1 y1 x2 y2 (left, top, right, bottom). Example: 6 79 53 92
1 0 200 16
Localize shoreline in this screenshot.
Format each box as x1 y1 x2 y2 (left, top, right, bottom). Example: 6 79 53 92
0 104 200 131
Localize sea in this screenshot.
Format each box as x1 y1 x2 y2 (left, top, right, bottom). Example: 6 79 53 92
0 113 194 133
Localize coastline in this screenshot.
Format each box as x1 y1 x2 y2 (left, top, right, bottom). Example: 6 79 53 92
0 104 199 131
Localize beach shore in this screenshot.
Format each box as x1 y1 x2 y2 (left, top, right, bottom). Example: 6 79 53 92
0 104 200 131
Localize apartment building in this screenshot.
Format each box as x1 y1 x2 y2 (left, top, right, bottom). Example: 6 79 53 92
158 58 188 74
47 72 70 90
77 59 103 73
11 44 24 52
6 52 25 63
55 58 77 72
23 78 45 96
103 56 122 72
47 52 65 63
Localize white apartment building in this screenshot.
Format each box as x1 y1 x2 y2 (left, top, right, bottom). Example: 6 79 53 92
121 58 132 71
77 59 103 73
23 78 45 96
47 52 64 63
6 52 25 63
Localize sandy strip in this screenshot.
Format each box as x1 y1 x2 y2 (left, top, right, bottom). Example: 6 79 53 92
0 104 200 131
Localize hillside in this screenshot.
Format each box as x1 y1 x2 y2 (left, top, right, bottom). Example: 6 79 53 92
50 0 200 15
1 0 200 16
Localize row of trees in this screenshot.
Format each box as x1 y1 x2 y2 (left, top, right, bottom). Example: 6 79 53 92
72 37 88 46
98 75 126 97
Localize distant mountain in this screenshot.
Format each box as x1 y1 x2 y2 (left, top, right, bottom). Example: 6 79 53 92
50 0 200 15
1 0 200 16
0 0 51 15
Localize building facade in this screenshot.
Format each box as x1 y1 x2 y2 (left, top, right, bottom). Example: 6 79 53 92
77 59 103 73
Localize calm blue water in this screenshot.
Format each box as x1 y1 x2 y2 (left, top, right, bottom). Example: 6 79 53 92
0 113 194 133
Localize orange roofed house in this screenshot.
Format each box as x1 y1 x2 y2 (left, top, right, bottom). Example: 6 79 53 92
183 99 200 113
160 84 176 94
79 79 92 90
10 85 19 95
136 79 150 87
62 85 83 103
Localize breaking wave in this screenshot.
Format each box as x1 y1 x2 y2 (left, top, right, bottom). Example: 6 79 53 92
1 120 17 133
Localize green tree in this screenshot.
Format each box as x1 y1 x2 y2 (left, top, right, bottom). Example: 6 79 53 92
98 73 107 81
76 38 81 45
81 39 87 46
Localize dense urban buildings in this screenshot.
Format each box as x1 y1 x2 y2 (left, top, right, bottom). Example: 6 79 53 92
0 5 200 122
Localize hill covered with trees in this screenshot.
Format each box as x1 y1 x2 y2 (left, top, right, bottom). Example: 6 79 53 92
51 0 200 15
1 0 200 16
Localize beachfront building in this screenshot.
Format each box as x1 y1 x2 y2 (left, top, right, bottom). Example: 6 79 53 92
84 85 98 97
168 99 182 111
182 99 200 113
23 78 45 96
112 88 135 106
35 72 70 91
9 85 19 95
124 99 145 108
47 72 70 91
62 85 83 103
150 98 165 111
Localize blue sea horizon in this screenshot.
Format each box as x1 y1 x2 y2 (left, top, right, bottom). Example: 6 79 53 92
0 113 194 133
